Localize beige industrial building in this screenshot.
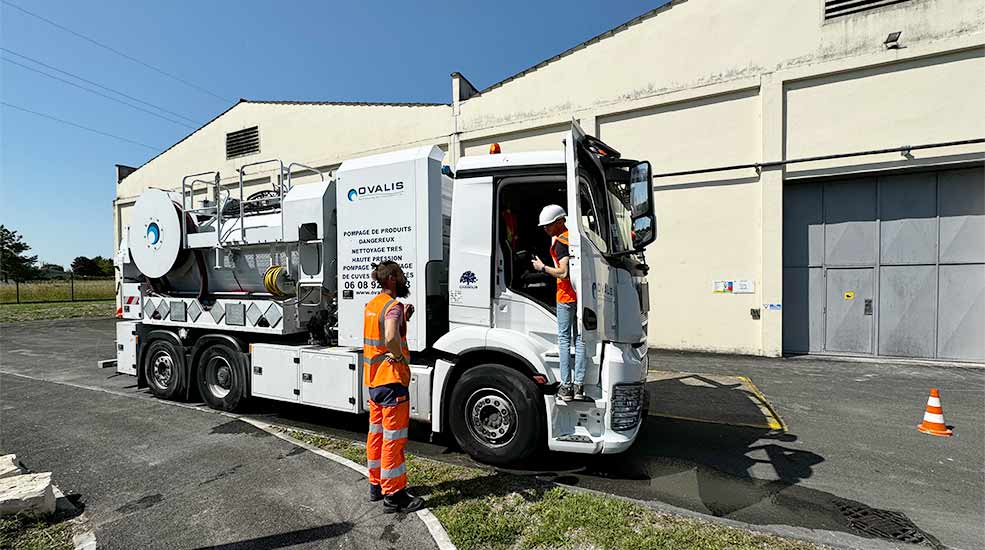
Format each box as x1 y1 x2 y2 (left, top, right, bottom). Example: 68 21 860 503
115 0 985 361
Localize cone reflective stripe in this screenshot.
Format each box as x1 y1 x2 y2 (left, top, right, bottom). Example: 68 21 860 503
917 388 952 437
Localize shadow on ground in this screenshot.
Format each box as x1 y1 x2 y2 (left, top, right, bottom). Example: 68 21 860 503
499 374 944 549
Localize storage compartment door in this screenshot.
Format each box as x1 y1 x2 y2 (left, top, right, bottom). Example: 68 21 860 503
250 344 300 402
300 350 359 412
115 321 139 375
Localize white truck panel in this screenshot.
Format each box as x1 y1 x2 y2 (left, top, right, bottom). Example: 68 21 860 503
447 176 493 327
299 348 360 413
250 344 303 403
115 321 139 376
335 145 444 351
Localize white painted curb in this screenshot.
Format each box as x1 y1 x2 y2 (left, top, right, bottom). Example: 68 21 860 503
242 418 457 550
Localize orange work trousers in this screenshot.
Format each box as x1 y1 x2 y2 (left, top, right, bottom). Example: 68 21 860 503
367 399 409 495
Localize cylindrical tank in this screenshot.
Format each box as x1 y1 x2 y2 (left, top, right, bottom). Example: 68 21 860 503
127 188 298 296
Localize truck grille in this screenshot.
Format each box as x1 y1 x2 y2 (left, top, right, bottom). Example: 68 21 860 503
611 383 645 431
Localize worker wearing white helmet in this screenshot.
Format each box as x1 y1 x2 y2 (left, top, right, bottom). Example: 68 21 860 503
532 204 586 401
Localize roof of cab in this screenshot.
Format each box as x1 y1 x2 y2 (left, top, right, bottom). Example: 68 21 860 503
454 151 565 174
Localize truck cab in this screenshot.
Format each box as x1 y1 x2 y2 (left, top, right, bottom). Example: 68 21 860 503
433 122 656 463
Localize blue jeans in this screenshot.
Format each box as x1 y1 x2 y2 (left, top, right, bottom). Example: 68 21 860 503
557 301 586 385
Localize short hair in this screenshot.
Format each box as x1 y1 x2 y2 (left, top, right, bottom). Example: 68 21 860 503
371 260 404 287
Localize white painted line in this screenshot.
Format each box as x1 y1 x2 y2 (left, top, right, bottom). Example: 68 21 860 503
1 371 457 550
72 530 97 550
239 417 370 476
417 508 457 550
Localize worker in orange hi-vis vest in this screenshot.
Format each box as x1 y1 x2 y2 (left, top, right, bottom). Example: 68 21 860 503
532 205 587 402
363 260 425 513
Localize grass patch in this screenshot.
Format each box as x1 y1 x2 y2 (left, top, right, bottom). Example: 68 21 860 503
0 279 114 304
286 430 826 550
0 513 75 550
0 300 115 323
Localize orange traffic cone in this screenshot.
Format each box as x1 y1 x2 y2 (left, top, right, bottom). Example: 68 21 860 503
917 388 952 437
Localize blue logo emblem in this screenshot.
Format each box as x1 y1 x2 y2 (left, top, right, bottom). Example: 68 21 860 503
347 189 358 201
459 270 478 288
146 222 160 245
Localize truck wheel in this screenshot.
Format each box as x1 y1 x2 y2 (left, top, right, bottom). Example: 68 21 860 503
449 364 543 465
196 343 247 412
143 338 187 400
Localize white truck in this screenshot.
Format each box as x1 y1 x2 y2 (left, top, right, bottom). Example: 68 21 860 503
113 122 655 464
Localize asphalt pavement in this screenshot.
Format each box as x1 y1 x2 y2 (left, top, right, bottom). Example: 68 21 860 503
1 318 982 550
0 327 437 549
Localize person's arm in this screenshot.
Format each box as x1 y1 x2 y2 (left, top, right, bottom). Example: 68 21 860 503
383 302 409 361
534 256 568 279
384 316 404 360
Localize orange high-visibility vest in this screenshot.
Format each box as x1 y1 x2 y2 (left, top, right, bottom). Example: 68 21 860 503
363 293 411 388
551 230 577 304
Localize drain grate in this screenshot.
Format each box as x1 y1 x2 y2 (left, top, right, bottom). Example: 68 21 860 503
834 499 941 548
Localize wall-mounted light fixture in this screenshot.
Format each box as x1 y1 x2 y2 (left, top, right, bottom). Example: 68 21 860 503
884 31 902 49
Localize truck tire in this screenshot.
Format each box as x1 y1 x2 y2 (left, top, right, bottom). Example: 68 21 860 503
143 338 187 400
449 364 543 465
196 342 248 412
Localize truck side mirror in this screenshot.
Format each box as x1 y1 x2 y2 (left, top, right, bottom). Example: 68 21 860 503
629 162 652 218
630 161 656 250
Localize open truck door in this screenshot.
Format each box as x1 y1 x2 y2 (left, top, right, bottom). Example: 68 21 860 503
565 122 656 346
564 121 617 348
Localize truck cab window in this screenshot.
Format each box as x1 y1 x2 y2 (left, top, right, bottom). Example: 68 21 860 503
579 175 608 254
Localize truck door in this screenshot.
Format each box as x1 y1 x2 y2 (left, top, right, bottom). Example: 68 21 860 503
564 122 618 346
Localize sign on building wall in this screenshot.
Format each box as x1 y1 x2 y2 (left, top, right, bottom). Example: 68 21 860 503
713 280 755 294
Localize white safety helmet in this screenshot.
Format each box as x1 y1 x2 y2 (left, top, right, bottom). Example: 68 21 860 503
538 204 567 226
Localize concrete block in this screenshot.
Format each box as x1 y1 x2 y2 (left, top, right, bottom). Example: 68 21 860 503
0 472 56 516
0 455 24 479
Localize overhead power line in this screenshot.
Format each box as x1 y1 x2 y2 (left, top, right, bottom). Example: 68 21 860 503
2 56 197 129
1 47 201 125
2 101 161 150
0 0 232 103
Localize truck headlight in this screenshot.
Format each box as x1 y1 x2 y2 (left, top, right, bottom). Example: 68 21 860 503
610 383 645 431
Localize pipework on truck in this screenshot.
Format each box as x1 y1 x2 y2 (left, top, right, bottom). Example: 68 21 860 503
111 122 656 465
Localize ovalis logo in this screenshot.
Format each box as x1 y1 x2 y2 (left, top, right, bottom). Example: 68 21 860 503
346 181 404 201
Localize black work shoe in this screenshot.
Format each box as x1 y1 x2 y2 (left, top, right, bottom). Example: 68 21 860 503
383 489 425 513
557 384 574 402
573 384 587 401
369 483 383 502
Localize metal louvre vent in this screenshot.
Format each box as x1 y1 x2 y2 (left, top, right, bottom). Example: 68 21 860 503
226 126 260 160
824 0 910 19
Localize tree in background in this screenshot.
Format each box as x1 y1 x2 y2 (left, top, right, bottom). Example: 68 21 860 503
71 256 100 276
70 256 114 277
93 256 114 276
0 225 40 282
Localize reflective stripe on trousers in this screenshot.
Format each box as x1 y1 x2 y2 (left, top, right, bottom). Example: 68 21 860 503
366 399 409 495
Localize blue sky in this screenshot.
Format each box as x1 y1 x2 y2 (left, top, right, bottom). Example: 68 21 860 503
1 0 662 268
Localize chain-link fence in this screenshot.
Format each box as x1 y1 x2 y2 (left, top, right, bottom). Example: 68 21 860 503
0 276 115 304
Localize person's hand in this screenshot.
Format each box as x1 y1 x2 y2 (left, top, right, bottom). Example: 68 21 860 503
404 304 415 321
531 256 545 272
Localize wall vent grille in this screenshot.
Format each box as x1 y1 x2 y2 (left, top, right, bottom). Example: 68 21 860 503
824 0 910 19
226 126 260 160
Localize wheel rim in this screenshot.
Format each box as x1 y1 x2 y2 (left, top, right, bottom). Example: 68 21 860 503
465 388 518 448
150 350 174 389
205 355 233 399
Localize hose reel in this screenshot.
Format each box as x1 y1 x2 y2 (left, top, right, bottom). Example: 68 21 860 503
263 265 295 297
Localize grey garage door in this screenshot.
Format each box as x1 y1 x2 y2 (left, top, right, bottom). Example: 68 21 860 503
783 166 984 362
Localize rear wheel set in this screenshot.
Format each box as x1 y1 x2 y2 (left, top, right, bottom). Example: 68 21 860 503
142 337 247 412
